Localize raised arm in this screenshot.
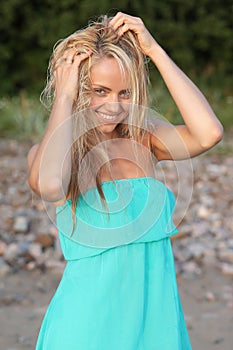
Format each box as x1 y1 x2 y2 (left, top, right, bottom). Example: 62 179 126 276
27 49 91 202
109 12 223 160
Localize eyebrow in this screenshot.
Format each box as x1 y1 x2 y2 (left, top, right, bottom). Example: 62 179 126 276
91 84 111 91
91 84 130 92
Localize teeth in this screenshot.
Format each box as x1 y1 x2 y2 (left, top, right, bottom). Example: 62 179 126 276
99 113 116 120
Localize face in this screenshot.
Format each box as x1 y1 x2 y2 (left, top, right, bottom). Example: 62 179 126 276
89 57 131 138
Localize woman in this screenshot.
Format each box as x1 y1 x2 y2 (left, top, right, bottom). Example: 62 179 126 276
28 12 223 350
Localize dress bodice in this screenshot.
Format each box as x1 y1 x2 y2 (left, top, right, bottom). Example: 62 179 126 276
56 177 178 260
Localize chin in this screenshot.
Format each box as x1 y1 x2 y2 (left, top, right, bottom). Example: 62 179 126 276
98 123 118 136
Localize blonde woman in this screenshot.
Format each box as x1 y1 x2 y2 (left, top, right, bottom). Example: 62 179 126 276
27 12 223 350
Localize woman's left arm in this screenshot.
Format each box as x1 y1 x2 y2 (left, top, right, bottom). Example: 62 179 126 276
110 13 224 160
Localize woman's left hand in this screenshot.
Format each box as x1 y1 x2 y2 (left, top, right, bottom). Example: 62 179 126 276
109 12 157 57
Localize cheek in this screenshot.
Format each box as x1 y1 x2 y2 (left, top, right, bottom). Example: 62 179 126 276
121 100 131 112
89 95 99 107
89 92 107 108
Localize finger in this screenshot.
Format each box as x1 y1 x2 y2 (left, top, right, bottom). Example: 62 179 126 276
55 48 92 70
54 56 68 71
117 22 142 38
109 12 130 26
72 50 92 65
109 12 139 31
62 48 85 64
75 48 92 57
53 52 75 71
63 49 77 63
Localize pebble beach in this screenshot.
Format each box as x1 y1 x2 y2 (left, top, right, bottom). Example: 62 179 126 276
0 136 232 350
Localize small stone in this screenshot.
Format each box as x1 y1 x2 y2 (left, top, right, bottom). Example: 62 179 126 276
216 241 227 250
4 243 19 262
17 335 32 346
202 254 217 266
218 249 233 263
45 259 65 269
182 261 202 278
212 220 222 228
54 238 62 259
28 243 42 260
222 285 233 302
196 206 210 218
221 263 233 276
0 241 7 256
207 163 227 174
36 202 46 211
8 186 17 195
181 248 193 262
205 291 215 302
201 195 214 207
34 233 54 248
18 240 30 256
25 261 37 270
49 225 58 238
228 239 233 249
213 337 224 345
13 215 29 233
188 243 204 259
0 257 11 277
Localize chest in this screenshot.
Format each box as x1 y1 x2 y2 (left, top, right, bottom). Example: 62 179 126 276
99 135 156 182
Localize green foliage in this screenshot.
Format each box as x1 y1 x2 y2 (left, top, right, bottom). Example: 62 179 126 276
149 69 233 130
1 0 232 141
0 77 231 144
0 93 48 141
0 0 232 96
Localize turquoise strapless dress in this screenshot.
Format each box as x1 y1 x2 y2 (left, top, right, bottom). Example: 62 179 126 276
35 177 192 349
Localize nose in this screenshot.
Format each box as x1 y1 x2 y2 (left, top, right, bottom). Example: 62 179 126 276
105 94 122 114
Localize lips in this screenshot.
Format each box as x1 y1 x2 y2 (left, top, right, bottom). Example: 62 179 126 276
96 112 120 123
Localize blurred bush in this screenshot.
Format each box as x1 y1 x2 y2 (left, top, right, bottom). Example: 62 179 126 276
0 0 232 140
0 93 47 141
0 0 232 95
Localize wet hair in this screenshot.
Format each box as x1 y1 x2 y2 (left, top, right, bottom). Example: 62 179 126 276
41 15 151 233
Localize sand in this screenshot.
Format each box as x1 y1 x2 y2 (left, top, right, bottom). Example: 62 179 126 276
0 265 232 350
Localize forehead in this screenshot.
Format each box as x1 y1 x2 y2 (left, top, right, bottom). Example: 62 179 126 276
90 57 130 88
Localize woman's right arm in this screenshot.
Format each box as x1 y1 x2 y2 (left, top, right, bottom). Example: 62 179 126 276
27 96 73 202
27 49 91 202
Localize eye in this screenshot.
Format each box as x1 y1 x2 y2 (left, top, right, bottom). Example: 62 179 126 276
93 88 107 96
120 89 131 99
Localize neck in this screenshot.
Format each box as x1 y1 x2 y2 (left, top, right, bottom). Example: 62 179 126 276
99 129 121 141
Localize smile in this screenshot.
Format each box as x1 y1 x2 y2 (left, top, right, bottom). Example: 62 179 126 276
97 112 119 122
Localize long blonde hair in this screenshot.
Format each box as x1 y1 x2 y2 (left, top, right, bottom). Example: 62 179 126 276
41 15 151 231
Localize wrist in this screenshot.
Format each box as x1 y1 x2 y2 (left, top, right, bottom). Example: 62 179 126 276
52 94 75 118
54 93 75 106
147 42 167 61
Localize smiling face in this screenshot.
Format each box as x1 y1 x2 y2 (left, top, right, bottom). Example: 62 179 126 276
89 57 131 138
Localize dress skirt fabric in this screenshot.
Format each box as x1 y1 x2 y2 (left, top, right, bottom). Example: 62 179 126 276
35 177 192 349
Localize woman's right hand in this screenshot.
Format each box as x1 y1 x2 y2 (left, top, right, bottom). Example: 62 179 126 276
54 48 92 102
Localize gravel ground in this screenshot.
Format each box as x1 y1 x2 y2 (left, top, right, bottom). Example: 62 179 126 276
0 137 232 350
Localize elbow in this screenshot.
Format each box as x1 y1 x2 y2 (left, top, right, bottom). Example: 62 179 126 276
28 174 65 202
215 124 224 143
201 123 224 150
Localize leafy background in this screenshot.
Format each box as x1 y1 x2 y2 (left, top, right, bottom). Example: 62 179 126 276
1 0 232 140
